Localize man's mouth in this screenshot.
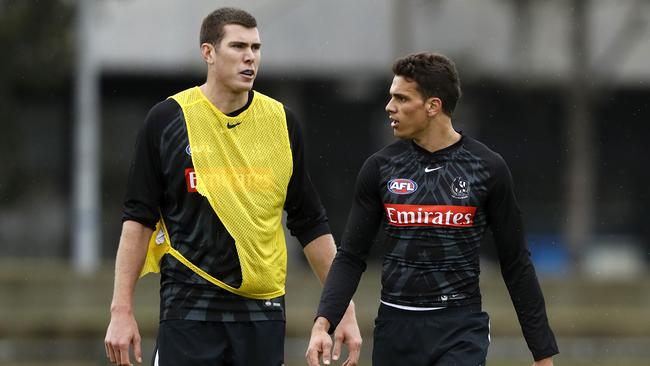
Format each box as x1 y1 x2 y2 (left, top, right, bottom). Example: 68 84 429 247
240 69 255 77
390 119 399 128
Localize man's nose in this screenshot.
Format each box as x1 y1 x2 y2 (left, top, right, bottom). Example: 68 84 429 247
243 48 255 62
385 100 394 113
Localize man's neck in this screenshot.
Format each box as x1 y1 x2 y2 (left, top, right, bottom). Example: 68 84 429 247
199 81 249 115
412 116 461 153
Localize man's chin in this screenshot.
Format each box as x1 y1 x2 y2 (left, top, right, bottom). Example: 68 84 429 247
392 129 408 139
233 80 254 93
239 84 254 92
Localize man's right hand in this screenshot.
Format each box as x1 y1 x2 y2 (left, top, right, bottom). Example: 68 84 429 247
306 317 334 366
104 309 142 365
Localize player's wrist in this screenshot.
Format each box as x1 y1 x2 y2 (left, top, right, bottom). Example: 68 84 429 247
110 302 133 315
347 300 356 311
342 301 356 319
313 316 331 331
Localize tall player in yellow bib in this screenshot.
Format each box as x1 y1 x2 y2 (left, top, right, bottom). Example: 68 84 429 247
104 7 361 366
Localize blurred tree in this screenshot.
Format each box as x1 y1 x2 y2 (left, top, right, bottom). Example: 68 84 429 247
0 0 74 203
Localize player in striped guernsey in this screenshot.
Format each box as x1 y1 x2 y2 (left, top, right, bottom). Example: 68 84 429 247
307 53 558 366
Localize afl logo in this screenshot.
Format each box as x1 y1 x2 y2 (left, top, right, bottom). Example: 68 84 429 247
387 178 418 195
451 177 470 199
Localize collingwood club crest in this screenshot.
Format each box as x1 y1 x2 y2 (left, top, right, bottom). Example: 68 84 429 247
451 177 470 199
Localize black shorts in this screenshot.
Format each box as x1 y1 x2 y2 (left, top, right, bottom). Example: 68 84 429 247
152 319 285 366
372 303 490 366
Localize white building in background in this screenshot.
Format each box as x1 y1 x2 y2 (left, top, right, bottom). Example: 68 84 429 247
92 0 650 83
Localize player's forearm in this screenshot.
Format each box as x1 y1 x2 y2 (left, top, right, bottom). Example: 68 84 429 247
305 235 359 331
110 220 152 314
316 250 365 333
303 234 337 284
500 261 559 360
533 356 554 366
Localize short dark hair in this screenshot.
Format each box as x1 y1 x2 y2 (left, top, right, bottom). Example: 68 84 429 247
392 52 462 116
200 7 257 46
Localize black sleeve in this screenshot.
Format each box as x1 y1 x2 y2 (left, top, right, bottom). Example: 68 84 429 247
121 100 173 229
283 107 332 246
316 156 384 333
486 155 559 361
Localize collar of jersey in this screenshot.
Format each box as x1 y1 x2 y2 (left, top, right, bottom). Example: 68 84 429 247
195 86 256 120
410 131 465 157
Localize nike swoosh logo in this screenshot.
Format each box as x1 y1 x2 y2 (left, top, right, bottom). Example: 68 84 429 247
425 166 442 173
227 122 242 129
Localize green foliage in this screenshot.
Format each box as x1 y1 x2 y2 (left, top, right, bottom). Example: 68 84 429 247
0 0 74 90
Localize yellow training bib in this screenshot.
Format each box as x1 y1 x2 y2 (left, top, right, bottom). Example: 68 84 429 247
139 87 293 300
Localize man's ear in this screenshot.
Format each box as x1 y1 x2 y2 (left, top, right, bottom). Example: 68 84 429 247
200 43 215 65
426 97 442 117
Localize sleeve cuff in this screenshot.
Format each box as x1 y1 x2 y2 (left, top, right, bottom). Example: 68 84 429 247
296 222 331 247
121 215 157 230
